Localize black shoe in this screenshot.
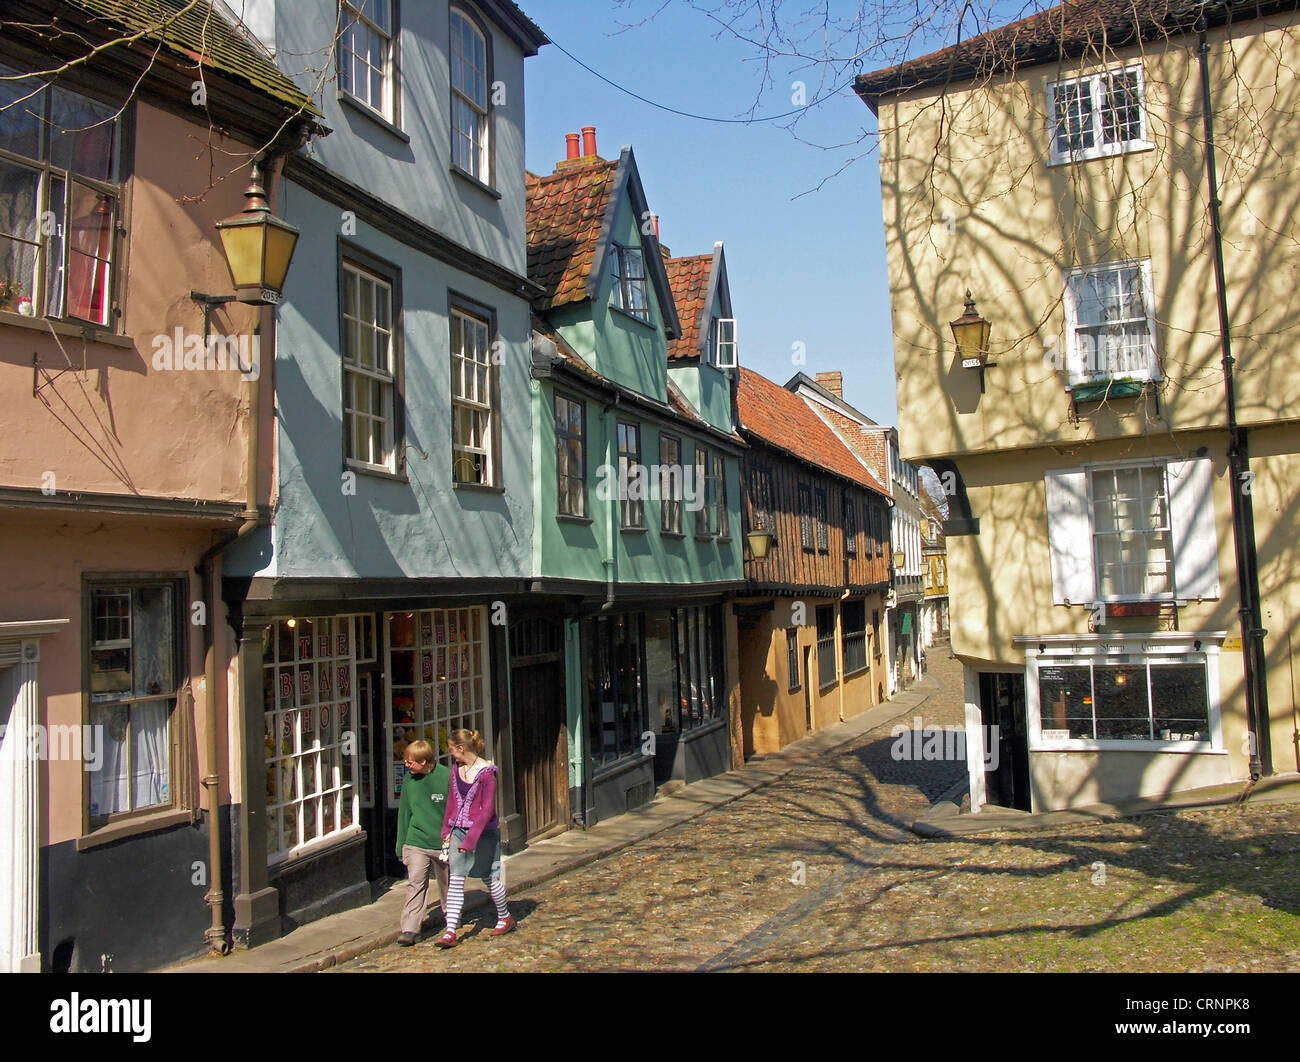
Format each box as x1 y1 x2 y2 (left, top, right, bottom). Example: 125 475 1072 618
397 932 418 947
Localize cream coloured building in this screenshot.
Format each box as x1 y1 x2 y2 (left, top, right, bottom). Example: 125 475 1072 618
856 1 1300 811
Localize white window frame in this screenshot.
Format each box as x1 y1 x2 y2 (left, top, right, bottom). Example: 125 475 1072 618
713 317 738 367
1045 457 1220 607
450 305 496 486
1063 257 1160 387
450 6 490 182
1020 634 1226 753
1047 63 1151 165
340 0 396 121
264 614 365 866
342 260 397 474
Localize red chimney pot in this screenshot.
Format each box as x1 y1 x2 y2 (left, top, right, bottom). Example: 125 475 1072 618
565 132 580 160
582 126 597 157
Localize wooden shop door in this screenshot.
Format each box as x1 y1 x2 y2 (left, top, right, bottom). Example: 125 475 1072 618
509 618 568 841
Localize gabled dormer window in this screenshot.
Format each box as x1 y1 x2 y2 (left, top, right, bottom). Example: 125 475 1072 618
712 317 738 367
610 244 649 322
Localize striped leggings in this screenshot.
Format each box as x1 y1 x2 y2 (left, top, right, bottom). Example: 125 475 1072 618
443 873 509 933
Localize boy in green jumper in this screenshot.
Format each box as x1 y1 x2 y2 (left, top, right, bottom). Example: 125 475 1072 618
396 740 452 946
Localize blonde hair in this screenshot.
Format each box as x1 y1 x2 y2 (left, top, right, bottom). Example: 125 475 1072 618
447 728 485 756
405 739 434 764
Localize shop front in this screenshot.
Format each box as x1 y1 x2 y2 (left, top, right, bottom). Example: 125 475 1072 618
581 602 730 823
248 601 502 934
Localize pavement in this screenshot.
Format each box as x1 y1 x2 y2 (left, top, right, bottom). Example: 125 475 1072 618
916 770 1300 836
167 675 942 973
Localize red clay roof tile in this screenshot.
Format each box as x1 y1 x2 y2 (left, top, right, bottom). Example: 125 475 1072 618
664 254 712 361
526 159 618 310
737 368 888 495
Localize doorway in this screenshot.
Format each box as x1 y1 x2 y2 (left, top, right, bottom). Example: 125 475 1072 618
802 645 814 733
979 672 1031 812
509 617 568 841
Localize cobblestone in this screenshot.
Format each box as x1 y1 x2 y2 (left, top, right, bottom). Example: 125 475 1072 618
333 648 1300 973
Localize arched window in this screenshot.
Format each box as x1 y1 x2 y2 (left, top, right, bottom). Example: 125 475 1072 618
450 7 490 181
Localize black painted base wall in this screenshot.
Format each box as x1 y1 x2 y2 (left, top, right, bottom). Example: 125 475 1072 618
40 805 234 973
591 758 655 822
270 832 369 929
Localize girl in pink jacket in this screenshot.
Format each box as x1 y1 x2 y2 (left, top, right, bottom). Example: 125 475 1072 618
434 728 513 946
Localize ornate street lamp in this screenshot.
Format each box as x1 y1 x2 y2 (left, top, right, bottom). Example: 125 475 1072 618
892 549 906 571
214 160 300 305
192 159 300 322
950 290 995 392
746 527 774 560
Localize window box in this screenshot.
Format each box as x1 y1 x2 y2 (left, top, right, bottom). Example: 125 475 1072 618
1047 65 1152 165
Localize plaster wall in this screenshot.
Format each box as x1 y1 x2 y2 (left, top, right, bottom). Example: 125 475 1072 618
878 14 1300 462
262 0 531 277
226 178 534 580
0 102 269 504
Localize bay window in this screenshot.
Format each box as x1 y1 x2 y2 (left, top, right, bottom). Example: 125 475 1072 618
0 65 120 326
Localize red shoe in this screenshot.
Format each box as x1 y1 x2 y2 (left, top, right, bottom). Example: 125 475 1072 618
490 914 515 937
433 929 459 948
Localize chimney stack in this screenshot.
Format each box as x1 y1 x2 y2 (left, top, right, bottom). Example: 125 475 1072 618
565 132 580 160
816 371 843 398
582 125 597 158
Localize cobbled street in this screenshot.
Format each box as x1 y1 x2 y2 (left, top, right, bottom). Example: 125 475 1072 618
335 649 1300 973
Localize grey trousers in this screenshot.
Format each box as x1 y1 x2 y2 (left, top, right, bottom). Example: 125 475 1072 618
401 845 450 935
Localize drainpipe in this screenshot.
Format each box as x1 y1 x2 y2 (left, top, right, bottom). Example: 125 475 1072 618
1198 14 1270 780
191 151 285 954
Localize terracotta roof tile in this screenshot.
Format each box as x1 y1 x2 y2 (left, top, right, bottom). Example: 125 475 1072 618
664 254 712 361
737 368 888 495
526 159 618 310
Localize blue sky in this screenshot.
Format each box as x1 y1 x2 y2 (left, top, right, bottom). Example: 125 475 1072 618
521 2 1039 427
522 0 902 423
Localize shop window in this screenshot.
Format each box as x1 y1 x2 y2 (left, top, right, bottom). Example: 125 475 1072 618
262 615 363 860
589 612 646 768
816 605 836 688
386 607 490 796
842 601 867 677
1036 658 1212 744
